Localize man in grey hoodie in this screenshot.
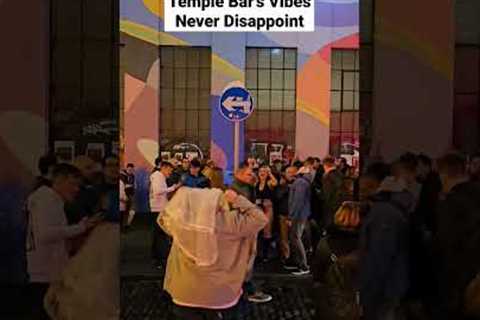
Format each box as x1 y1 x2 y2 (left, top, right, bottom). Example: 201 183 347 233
288 166 313 276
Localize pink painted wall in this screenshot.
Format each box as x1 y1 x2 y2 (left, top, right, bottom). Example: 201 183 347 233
372 0 455 161
0 0 49 184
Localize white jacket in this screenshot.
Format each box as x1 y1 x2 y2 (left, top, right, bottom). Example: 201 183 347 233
44 222 120 320
26 186 86 283
149 170 175 213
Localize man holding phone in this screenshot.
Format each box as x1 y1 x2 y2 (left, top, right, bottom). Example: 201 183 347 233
149 158 181 269
26 164 98 319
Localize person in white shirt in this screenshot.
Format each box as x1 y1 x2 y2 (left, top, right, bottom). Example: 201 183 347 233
26 163 96 319
150 158 180 269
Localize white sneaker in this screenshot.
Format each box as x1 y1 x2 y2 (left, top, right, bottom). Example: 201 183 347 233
247 291 273 303
291 267 310 276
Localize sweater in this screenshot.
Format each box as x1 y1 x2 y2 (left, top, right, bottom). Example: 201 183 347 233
160 195 267 309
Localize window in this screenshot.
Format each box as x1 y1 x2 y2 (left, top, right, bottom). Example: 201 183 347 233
49 0 119 155
329 49 360 158
453 1 480 154
159 47 211 155
454 45 480 153
245 48 297 160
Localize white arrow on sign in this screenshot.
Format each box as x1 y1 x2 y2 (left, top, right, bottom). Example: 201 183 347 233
222 96 251 114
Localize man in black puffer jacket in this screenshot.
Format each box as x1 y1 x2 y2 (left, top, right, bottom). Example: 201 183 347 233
433 153 480 320
360 175 413 320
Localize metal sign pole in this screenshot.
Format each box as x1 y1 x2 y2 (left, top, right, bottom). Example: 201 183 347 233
219 84 253 175
234 121 240 172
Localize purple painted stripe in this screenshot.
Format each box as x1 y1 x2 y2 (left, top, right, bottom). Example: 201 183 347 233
120 0 162 31
315 2 358 27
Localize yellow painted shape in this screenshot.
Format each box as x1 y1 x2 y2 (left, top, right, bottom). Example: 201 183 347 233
375 17 454 80
120 20 187 46
137 138 159 167
143 0 164 19
120 20 243 80
297 99 329 126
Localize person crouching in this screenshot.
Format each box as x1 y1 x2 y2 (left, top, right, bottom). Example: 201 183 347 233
157 187 268 319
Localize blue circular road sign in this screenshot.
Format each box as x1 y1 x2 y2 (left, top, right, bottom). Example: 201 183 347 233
219 87 254 122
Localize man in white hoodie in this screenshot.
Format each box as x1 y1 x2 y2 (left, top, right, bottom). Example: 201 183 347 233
26 164 97 319
149 158 180 269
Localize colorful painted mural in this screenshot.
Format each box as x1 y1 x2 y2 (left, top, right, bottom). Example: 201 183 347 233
371 0 454 160
121 0 359 211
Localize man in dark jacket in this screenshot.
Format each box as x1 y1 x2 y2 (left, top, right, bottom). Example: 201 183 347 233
321 156 344 231
230 164 272 304
288 166 313 276
360 175 413 320
65 156 101 224
408 154 442 309
276 166 297 266
230 164 256 202
434 152 480 320
468 152 480 182
180 158 210 189
415 154 442 234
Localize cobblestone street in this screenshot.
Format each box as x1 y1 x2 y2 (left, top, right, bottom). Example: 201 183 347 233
121 279 316 320
121 215 317 320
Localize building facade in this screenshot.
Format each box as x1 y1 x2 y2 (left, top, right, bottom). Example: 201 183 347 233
360 0 480 163
121 0 359 209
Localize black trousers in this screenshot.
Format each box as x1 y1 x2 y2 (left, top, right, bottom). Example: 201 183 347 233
27 283 51 320
0 284 29 319
151 212 171 264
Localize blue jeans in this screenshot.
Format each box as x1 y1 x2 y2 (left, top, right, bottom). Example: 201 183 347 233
290 219 308 269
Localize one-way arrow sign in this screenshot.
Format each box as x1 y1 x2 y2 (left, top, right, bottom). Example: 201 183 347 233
222 96 252 114
219 86 254 122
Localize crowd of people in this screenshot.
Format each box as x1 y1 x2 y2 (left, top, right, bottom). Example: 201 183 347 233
2 148 479 320
313 151 480 320
145 151 480 320
144 154 358 313
2 153 121 319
